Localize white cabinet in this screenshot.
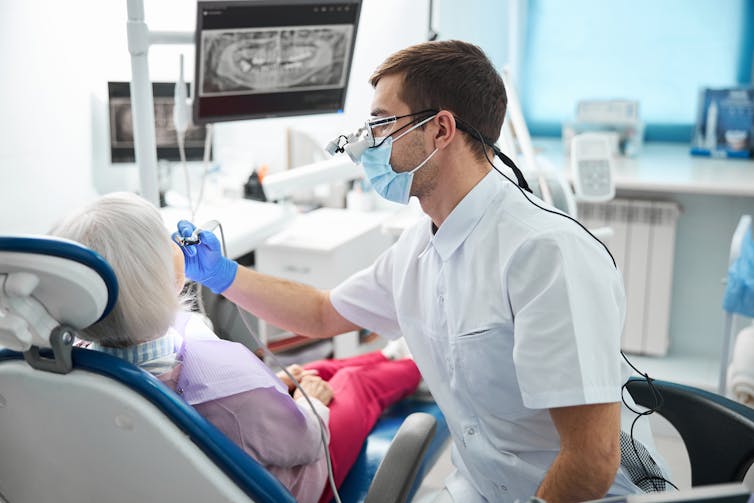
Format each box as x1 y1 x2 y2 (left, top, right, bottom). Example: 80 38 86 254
255 208 395 358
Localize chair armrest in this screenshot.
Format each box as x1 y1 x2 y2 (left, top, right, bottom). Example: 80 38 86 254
626 377 754 485
364 412 437 503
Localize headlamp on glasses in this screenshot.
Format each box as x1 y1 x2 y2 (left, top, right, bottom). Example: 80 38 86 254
325 109 535 195
325 110 437 163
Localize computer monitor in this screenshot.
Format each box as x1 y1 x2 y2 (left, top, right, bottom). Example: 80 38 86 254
193 0 362 124
108 82 210 163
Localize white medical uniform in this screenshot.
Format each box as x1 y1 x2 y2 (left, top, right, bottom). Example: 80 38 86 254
331 170 663 502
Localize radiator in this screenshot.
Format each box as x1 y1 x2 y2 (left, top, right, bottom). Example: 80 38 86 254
577 199 681 356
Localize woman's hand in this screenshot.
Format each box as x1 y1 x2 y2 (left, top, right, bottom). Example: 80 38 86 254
277 364 319 392
293 375 334 406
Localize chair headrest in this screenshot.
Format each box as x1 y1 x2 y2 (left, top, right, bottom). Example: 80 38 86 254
0 235 118 351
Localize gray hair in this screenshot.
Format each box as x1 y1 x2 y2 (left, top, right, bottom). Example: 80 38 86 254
50 192 180 347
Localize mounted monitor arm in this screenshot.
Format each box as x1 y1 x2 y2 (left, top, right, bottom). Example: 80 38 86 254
126 0 194 207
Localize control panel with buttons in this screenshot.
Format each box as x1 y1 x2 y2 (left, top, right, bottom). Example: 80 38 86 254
570 133 615 202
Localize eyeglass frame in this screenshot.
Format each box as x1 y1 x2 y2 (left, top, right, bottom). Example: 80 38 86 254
365 109 438 148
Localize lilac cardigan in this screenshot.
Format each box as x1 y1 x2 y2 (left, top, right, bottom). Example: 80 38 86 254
157 317 331 503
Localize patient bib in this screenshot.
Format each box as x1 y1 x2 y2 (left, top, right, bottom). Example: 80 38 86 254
173 314 288 405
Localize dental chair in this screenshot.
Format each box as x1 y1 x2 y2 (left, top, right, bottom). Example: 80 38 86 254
625 377 754 487
0 236 448 503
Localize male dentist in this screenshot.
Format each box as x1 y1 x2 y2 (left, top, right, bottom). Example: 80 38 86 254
176 40 668 502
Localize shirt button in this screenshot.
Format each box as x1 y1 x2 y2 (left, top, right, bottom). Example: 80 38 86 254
439 295 444 304
465 426 475 435
176 387 184 395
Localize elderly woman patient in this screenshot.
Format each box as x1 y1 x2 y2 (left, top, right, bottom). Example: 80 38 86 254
50 192 420 503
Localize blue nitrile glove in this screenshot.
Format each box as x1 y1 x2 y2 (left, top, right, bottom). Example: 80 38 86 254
173 220 238 294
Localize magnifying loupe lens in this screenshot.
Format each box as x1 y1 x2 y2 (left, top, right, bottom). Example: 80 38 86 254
344 140 370 163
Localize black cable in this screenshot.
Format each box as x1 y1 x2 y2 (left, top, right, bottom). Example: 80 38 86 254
620 355 666 492
620 354 679 491
460 118 616 268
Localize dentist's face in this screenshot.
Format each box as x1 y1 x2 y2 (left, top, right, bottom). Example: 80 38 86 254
371 73 439 199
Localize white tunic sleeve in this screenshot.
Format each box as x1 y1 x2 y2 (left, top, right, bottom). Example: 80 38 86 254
329 245 403 340
506 229 627 409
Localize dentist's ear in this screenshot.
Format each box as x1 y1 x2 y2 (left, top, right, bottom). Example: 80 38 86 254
433 110 458 150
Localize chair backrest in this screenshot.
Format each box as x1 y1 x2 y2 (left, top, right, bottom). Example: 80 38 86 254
0 347 296 503
625 377 754 486
0 347 297 503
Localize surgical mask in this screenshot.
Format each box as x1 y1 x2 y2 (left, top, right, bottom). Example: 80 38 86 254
361 116 438 205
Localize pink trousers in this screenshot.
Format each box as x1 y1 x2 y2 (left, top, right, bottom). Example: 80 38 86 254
304 351 421 503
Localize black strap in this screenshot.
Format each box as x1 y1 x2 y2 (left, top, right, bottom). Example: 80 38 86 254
453 118 533 193
491 145 532 193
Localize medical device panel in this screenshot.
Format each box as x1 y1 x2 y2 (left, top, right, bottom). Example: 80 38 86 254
571 133 615 202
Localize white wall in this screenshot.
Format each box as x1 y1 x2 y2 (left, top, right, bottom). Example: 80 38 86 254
0 0 429 234
436 0 509 72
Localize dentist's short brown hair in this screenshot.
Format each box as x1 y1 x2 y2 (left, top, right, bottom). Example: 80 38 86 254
370 40 507 159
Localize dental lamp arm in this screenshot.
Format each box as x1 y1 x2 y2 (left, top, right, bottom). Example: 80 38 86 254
501 66 553 205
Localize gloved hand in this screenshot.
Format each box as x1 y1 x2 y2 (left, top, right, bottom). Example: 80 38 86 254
173 220 238 294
